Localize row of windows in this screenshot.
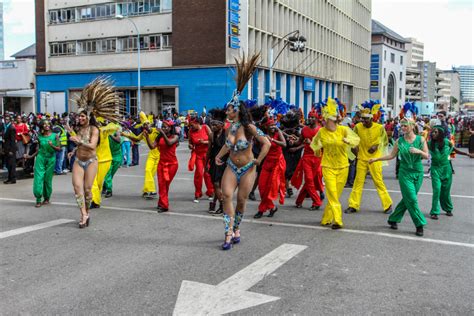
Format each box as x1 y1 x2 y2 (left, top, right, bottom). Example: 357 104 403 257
50 34 172 56
49 0 172 24
383 50 404 65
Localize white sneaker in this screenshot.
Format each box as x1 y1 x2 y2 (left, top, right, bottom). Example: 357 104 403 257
208 197 214 201
193 197 199 203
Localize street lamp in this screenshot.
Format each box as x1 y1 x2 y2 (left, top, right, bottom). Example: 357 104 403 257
116 14 141 114
268 31 306 99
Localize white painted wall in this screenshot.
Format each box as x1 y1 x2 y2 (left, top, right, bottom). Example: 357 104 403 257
0 59 36 90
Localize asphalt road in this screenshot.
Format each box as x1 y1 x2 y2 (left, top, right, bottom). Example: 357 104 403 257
1 146 473 315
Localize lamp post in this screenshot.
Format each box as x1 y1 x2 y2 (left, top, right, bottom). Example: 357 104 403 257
268 30 306 100
116 14 141 114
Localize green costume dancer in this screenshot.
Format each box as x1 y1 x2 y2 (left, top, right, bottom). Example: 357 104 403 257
103 131 122 198
428 125 473 219
370 117 429 236
27 120 61 207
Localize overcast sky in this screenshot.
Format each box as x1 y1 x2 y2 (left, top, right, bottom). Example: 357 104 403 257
2 0 473 69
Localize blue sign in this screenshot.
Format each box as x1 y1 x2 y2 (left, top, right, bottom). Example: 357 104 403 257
370 62 379 69
370 75 379 81
229 36 240 49
229 11 240 24
370 69 379 75
371 54 380 62
229 0 240 11
370 87 379 93
303 78 315 91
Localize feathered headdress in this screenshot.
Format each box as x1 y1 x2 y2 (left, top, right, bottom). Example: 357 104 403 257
228 53 260 108
265 97 291 117
315 97 346 121
134 111 150 128
74 76 123 124
358 100 382 121
400 101 418 120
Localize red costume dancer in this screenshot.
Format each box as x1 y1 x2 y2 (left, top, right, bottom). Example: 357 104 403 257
153 120 179 212
292 110 324 210
188 118 214 202
255 118 287 218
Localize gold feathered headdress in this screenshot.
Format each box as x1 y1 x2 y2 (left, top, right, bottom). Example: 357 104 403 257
74 76 123 124
229 53 260 107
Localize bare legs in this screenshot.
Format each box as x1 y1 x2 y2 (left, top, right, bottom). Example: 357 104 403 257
72 160 98 226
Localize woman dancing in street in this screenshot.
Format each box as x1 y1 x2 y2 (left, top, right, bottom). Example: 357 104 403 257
145 119 179 212
214 53 270 250
428 123 473 220
206 108 228 214
25 119 61 207
70 77 122 228
369 115 429 236
254 117 286 218
310 98 360 229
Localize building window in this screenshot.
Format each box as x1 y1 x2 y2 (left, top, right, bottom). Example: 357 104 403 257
400 72 403 81
383 86 386 98
162 34 172 48
387 74 395 106
98 39 116 53
400 56 403 65
129 89 138 117
390 53 395 63
384 68 386 79
384 50 386 61
50 42 76 56
399 88 402 99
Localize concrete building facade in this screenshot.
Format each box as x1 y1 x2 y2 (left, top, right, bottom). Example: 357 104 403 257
0 1 4 61
405 61 442 115
405 37 424 68
438 70 461 112
370 20 407 117
35 0 372 116
0 59 36 114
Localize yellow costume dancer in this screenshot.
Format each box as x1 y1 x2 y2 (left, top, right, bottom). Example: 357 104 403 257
346 101 392 214
122 112 160 199
91 121 120 208
311 98 359 229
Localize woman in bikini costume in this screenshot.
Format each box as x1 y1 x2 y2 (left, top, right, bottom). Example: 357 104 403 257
69 77 122 228
69 111 100 228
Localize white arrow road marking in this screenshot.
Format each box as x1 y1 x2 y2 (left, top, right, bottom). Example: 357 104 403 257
0 219 74 239
173 243 307 315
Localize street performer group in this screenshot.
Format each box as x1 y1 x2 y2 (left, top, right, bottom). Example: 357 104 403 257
25 54 473 249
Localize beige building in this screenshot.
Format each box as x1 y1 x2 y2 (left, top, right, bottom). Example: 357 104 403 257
405 37 424 68
438 70 461 111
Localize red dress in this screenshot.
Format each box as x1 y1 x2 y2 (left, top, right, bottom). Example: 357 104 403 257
157 137 178 210
292 126 324 207
258 132 286 212
188 125 214 198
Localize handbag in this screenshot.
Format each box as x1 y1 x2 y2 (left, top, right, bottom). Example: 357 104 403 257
21 134 31 145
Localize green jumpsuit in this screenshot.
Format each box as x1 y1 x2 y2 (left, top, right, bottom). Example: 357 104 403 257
388 135 427 228
33 133 58 203
103 134 122 194
429 139 453 215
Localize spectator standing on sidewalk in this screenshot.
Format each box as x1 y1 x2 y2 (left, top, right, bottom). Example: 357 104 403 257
3 115 17 184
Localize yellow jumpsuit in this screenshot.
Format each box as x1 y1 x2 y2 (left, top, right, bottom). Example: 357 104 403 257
348 123 392 212
123 129 160 194
91 123 119 205
311 125 360 227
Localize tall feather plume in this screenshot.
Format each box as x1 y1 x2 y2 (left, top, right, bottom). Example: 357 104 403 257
234 53 260 94
74 76 124 124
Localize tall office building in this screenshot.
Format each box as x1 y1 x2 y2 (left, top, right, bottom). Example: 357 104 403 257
453 65 474 104
0 1 4 61
35 0 371 115
438 70 461 111
405 37 424 68
370 20 407 117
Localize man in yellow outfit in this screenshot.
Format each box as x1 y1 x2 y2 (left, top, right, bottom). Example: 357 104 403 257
90 121 120 208
122 112 160 199
346 101 392 214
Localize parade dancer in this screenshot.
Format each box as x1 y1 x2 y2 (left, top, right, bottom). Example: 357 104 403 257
310 98 360 229
370 111 429 236
428 124 473 219
70 77 122 228
122 112 161 199
103 129 123 198
346 101 392 214
215 53 270 250
188 116 214 203
292 108 324 210
145 119 179 212
281 110 303 198
206 108 228 214
25 119 61 207
90 121 120 208
254 117 287 218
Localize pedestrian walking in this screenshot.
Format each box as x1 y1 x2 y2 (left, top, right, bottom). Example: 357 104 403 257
102 129 123 198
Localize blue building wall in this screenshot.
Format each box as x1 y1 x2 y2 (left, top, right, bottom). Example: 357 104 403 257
36 67 245 113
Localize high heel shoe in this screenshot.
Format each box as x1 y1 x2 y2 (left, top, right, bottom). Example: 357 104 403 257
232 230 241 244
79 215 89 229
222 234 233 250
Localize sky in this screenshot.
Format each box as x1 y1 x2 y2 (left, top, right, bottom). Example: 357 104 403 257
1 0 473 69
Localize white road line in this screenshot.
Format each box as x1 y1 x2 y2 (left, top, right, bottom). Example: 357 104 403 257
0 219 74 239
1 197 473 249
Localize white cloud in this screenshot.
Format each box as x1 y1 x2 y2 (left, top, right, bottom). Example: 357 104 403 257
3 0 35 59
372 0 473 69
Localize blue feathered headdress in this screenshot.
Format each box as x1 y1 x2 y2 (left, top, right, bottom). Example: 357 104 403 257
265 97 291 116
401 101 418 120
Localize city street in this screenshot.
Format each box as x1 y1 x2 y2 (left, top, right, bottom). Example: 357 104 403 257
1 146 473 315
